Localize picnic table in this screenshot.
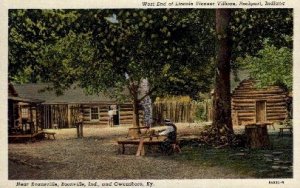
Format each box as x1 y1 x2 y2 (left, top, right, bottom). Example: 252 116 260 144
118 126 182 156
277 119 293 138
127 126 150 138
118 136 164 156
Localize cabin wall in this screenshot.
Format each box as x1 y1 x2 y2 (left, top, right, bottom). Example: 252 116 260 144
42 104 69 129
232 80 288 126
42 103 143 128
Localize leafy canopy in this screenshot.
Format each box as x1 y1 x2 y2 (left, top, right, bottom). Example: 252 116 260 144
237 40 292 91
8 9 293 99
9 9 216 100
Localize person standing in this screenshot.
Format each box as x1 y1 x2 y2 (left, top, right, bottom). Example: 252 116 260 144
108 108 114 127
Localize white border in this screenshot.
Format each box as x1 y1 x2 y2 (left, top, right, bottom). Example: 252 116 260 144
1 0 299 187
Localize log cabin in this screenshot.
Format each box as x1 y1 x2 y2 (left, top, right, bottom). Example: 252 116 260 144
231 79 291 126
13 83 143 129
8 83 44 139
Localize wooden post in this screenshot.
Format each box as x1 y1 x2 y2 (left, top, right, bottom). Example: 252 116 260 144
67 105 71 128
245 123 270 148
76 123 80 138
80 122 83 138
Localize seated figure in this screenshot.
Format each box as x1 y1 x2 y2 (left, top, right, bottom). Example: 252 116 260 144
158 119 178 154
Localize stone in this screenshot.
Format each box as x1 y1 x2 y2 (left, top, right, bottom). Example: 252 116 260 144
272 151 283 155
229 153 247 159
264 154 273 158
280 166 289 170
265 158 273 162
258 170 269 173
283 161 293 165
271 166 280 170
276 160 284 164
235 152 246 156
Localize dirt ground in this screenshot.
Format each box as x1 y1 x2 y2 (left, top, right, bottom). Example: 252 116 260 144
8 123 252 179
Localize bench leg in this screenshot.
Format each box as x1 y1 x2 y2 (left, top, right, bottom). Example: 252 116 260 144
172 144 182 153
141 145 145 156
122 144 125 154
136 138 144 156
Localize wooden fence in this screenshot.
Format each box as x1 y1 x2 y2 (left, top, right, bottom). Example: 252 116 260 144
42 104 69 129
153 100 212 123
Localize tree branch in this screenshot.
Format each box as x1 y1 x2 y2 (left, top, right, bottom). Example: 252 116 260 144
138 86 157 102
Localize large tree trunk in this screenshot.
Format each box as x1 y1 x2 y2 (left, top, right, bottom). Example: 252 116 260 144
213 9 233 136
130 94 141 138
132 97 140 128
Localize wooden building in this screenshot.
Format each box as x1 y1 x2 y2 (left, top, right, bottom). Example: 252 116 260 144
13 83 142 129
231 79 290 126
8 83 44 139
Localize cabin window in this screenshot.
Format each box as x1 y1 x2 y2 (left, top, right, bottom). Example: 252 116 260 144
21 108 29 119
90 107 99 121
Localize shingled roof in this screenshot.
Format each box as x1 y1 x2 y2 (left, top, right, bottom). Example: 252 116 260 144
13 83 125 104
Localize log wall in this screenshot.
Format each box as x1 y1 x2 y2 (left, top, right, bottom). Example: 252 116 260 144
42 103 143 128
232 79 288 126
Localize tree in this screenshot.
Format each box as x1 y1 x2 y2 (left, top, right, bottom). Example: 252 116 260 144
211 9 292 145
53 9 215 128
237 40 292 91
213 9 233 139
8 9 78 83
9 9 292 133
230 9 293 73
9 9 216 129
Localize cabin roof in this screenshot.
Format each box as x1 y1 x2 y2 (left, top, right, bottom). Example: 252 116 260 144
13 83 129 104
8 83 18 97
8 96 44 103
230 69 250 92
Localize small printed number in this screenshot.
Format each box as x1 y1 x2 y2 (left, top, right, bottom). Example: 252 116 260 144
269 181 284 184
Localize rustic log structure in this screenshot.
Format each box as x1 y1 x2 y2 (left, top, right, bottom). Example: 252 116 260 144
231 79 289 126
13 83 143 128
8 83 44 141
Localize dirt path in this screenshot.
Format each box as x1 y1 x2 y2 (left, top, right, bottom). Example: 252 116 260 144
9 124 251 179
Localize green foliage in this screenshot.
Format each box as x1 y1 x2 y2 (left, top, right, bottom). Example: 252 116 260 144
230 9 293 60
237 41 292 91
9 9 216 101
194 100 211 122
39 31 96 95
8 9 293 99
9 9 78 83
175 134 292 178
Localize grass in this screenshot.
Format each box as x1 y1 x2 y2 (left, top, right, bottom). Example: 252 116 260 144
172 133 293 178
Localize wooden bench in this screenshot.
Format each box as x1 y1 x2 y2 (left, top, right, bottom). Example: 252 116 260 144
43 132 56 140
278 127 293 137
118 138 162 155
117 137 181 156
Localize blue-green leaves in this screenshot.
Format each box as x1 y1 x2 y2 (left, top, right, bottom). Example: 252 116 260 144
237 40 292 91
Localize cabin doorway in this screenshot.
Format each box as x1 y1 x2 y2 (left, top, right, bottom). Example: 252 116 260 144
110 105 120 126
256 101 267 123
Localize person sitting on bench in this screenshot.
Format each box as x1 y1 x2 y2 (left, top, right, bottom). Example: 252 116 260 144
158 119 178 155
